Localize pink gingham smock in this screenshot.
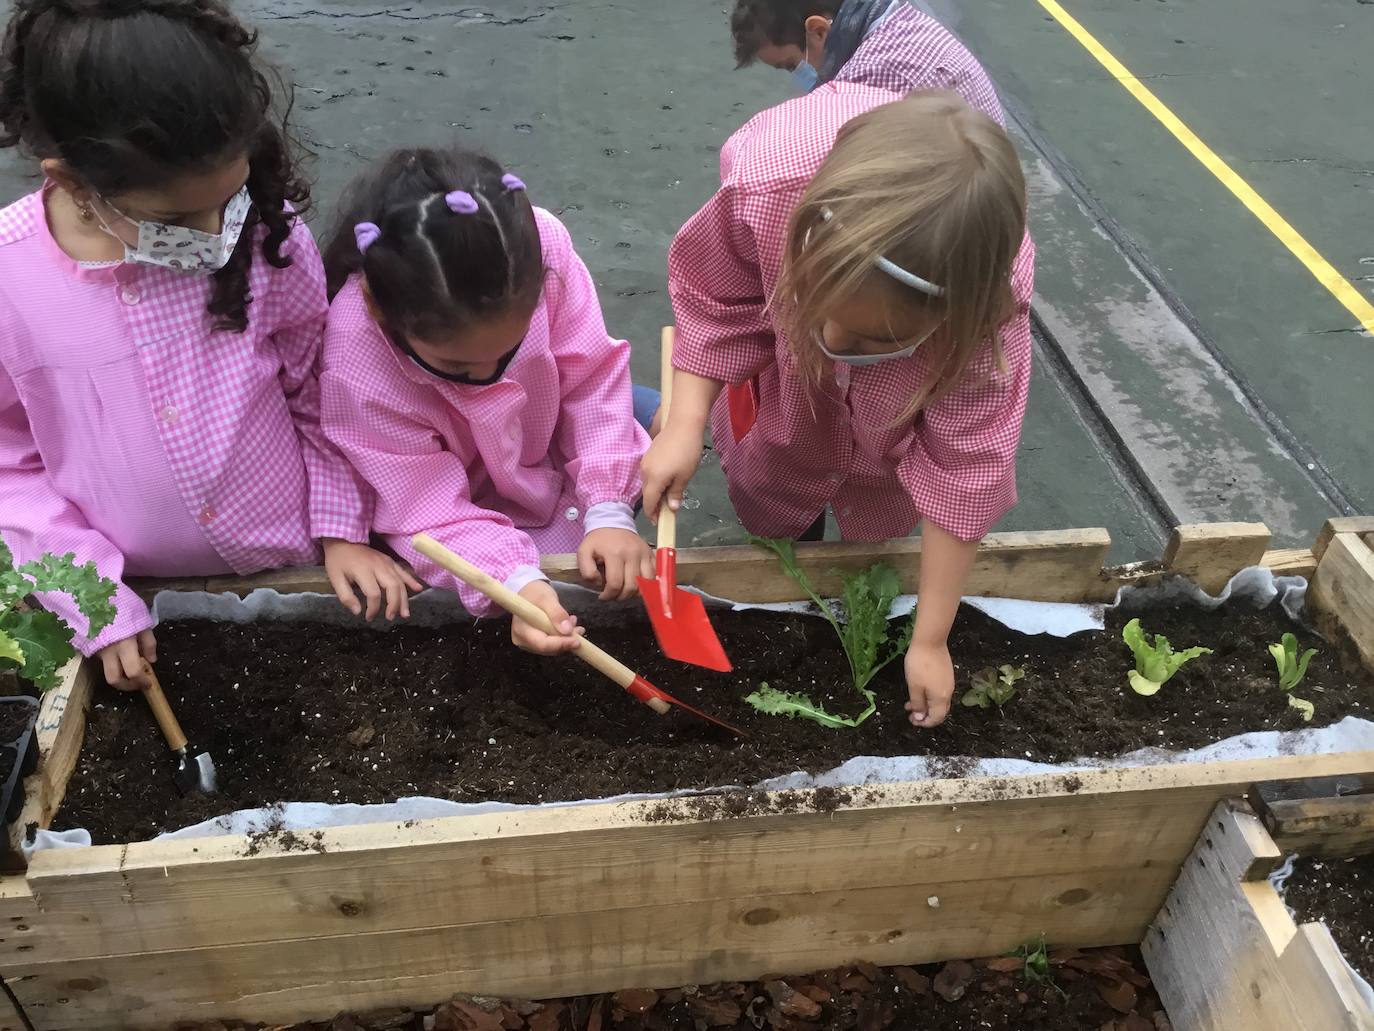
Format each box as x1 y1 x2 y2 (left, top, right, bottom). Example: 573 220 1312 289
670 82 1035 542
0 190 369 654
830 3 1006 124
320 207 648 616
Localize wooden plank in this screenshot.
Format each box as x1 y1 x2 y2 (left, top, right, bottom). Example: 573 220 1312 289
5 658 94 868
161 529 1117 605
13 754 1374 968
1262 548 1318 579
1310 532 1374 672
1258 796 1374 858
1314 518 1374 563
0 983 27 1031
7 864 1181 1031
1163 522 1272 594
1142 800 1374 1031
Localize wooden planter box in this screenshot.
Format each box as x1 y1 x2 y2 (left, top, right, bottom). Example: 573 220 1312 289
0 520 1372 1031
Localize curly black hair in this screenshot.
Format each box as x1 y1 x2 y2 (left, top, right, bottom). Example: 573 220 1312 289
0 0 309 332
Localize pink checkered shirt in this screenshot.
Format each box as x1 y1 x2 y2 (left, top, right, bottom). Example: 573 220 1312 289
671 82 1035 542
320 208 648 616
831 3 1006 124
0 190 369 654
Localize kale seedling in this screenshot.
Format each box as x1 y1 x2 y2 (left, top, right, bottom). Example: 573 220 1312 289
1268 632 1317 722
745 536 913 728
1122 617 1211 696
961 664 1025 710
0 537 116 690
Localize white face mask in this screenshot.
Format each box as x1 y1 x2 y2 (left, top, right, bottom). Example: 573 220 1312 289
815 327 934 367
94 187 252 273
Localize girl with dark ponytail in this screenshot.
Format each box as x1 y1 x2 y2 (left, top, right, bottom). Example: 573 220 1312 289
0 0 418 691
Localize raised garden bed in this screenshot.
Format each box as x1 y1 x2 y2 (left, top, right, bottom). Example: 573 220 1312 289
0 520 1372 1031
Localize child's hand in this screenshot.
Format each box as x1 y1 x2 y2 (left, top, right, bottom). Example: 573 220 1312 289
904 640 955 728
577 528 654 602
322 538 424 621
640 422 705 520
98 630 158 692
513 581 585 655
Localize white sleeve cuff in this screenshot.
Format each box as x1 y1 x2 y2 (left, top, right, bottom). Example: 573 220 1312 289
502 565 548 596
583 501 638 534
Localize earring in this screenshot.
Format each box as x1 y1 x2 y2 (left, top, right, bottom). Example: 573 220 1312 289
76 201 95 222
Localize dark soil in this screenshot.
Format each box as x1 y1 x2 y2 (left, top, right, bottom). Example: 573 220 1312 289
1283 852 1374 983
58 600 1374 844
0 699 33 741
177 949 1170 1031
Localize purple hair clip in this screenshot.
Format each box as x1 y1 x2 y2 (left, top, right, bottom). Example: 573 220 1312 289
501 174 526 193
445 191 479 215
354 222 381 253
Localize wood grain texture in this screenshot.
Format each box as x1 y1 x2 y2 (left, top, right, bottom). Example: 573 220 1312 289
1163 522 1272 594
1142 800 1374 1031
5 658 93 869
5 865 1176 1031
1258 795 1374 858
1310 532 1374 671
1314 518 1374 562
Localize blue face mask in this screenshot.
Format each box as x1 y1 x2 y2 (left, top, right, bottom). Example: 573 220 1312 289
791 60 819 93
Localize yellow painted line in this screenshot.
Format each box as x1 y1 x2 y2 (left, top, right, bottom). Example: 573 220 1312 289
1039 0 1374 336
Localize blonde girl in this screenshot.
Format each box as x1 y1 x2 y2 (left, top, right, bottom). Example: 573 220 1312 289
642 88 1033 729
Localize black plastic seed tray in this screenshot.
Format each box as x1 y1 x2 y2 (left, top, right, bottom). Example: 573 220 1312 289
0 694 40 827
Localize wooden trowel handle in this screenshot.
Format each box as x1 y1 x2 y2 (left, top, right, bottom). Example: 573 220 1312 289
140 663 189 752
657 326 677 551
411 534 671 715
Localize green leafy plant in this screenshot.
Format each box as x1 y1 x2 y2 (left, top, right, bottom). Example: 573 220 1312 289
961 664 1025 710
961 670 1027 709
745 536 913 728
0 538 116 689
1268 632 1317 722
1011 935 1053 986
1122 617 1211 696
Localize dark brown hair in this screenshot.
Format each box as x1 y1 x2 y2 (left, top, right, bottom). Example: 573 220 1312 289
0 0 309 332
321 147 543 346
730 0 841 66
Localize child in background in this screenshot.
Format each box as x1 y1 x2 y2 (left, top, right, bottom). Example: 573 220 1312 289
319 148 652 656
642 89 1033 729
0 0 417 690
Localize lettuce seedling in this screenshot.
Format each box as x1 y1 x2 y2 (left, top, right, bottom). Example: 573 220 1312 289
1122 617 1211 696
961 665 1025 710
746 536 913 728
1 537 116 690
1268 632 1317 722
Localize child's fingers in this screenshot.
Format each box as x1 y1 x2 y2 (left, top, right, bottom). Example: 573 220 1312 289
640 549 656 581
356 570 383 621
905 686 928 727
577 546 602 586
327 567 364 617
601 553 626 602
120 642 150 691
137 629 158 665
381 570 408 621
398 566 425 594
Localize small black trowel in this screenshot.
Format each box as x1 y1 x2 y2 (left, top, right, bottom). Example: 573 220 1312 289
140 661 217 795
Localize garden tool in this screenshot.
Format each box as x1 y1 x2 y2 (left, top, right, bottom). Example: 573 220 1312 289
140 662 217 795
412 534 745 736
635 327 733 673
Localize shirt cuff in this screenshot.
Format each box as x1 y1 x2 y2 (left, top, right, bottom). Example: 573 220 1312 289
502 565 548 596
583 501 638 534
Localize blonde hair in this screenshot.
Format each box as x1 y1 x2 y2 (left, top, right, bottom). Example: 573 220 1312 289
775 91 1027 415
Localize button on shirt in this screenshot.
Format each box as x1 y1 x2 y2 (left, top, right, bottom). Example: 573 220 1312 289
0 191 369 652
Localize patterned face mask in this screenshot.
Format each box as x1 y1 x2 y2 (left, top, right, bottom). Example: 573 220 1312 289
94 187 252 273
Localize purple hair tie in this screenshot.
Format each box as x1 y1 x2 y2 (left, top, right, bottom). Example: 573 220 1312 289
445 190 479 215
501 174 526 192
354 222 381 253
